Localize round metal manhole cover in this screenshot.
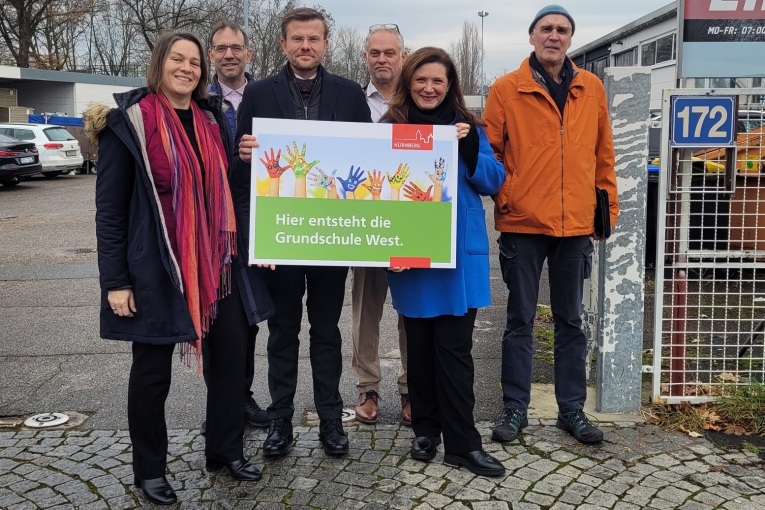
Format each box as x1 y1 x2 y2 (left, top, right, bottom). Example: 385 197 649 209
23 413 70 428
341 408 356 423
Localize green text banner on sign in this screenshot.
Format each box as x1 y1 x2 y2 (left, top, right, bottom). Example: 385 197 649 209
248 118 459 268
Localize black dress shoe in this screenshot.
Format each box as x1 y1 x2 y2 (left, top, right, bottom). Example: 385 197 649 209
134 476 177 505
318 419 349 456
245 397 270 428
410 435 441 461
205 459 262 481
444 450 506 477
263 418 293 457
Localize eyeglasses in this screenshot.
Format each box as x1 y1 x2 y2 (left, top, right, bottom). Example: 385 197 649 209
287 36 325 45
212 44 246 54
369 23 400 34
537 25 572 36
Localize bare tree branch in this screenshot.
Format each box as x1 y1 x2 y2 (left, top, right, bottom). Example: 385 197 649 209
0 0 61 67
448 21 482 95
324 25 367 86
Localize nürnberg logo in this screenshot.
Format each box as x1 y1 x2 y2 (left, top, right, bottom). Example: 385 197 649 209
392 124 434 151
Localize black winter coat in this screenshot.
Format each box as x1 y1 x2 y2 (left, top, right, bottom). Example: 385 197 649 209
94 88 274 344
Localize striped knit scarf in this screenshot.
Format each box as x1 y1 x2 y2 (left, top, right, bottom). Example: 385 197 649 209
148 92 236 369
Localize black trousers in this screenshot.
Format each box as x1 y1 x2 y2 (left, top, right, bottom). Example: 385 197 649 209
404 309 481 456
263 265 348 421
202 322 259 400
129 281 248 478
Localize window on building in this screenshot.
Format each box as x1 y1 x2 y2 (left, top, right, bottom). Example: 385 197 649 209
710 78 736 88
585 57 608 79
641 34 676 66
752 78 764 104
694 78 707 88
613 47 637 67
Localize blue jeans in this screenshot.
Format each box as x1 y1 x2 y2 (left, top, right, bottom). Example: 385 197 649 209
498 233 593 413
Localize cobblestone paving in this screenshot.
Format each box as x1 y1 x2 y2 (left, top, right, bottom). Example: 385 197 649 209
1 420 764 509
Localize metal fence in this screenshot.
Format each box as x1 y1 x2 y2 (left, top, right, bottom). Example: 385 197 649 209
652 88 765 403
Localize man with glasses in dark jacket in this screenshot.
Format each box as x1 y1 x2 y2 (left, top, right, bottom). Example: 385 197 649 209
200 20 270 435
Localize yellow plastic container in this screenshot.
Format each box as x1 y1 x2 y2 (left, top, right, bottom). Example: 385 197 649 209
737 153 762 173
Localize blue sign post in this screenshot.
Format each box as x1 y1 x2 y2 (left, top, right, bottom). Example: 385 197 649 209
670 96 736 148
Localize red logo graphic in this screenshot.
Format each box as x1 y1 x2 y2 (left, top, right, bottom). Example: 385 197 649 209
392 124 434 151
686 0 765 19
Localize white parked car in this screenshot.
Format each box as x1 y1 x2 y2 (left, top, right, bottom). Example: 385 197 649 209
0 123 84 178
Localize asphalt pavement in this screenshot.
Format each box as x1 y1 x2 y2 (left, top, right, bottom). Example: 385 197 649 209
1 174 763 509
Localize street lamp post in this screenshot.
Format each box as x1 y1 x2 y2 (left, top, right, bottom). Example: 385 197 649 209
243 0 249 34
478 10 489 114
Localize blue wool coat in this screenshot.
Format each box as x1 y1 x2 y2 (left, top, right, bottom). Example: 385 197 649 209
386 127 505 318
94 88 274 344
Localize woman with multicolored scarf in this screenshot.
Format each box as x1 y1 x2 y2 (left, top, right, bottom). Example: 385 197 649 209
85 31 268 506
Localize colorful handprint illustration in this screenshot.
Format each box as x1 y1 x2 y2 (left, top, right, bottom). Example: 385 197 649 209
386 163 410 201
362 170 384 200
337 165 365 199
403 182 433 202
259 147 291 197
282 141 319 198
308 168 338 199
426 157 447 202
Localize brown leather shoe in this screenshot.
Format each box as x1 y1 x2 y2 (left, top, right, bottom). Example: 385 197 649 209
400 394 412 426
355 390 379 424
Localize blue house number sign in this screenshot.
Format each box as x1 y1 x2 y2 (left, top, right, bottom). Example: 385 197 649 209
670 96 736 148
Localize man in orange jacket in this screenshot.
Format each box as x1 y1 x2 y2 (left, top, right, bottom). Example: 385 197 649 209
483 4 618 445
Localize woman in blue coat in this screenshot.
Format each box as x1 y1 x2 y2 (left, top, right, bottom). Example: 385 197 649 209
384 47 506 477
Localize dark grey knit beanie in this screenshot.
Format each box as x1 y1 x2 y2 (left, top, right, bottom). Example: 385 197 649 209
528 4 575 34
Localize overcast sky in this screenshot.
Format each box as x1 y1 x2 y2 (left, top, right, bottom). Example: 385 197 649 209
318 1 674 82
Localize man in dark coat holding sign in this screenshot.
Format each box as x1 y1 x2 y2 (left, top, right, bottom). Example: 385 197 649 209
233 7 371 458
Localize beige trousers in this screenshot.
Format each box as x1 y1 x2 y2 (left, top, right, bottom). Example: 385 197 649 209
350 267 408 395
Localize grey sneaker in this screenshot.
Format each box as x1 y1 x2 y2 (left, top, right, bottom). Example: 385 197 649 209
491 407 528 442
556 409 603 444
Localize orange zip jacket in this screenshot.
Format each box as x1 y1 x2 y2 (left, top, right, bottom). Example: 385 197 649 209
483 58 618 237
